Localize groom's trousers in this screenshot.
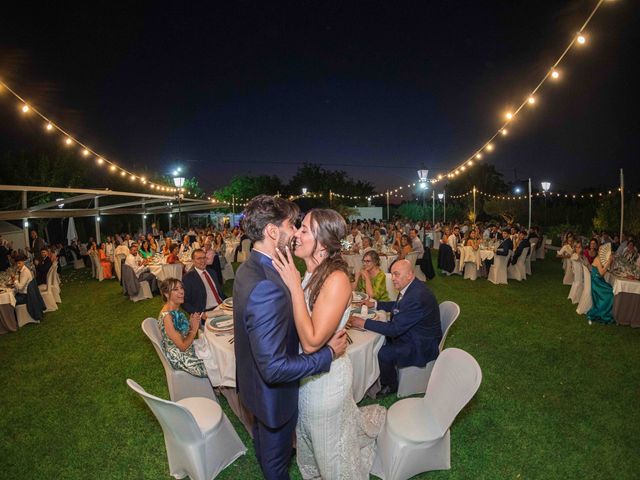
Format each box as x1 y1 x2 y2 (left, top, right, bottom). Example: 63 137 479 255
252 412 298 480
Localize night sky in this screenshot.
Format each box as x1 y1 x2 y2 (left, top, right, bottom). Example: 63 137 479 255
0 1 638 195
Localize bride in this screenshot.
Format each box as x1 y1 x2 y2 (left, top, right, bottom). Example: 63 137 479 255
273 209 386 479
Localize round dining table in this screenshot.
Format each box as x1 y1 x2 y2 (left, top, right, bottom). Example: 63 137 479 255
0 287 18 334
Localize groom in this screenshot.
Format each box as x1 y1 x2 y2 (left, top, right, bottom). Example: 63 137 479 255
233 195 347 480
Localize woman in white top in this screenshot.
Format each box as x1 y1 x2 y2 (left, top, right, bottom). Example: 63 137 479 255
273 209 385 479
12 254 33 303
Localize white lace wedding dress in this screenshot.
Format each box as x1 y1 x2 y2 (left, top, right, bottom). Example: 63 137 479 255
297 273 386 479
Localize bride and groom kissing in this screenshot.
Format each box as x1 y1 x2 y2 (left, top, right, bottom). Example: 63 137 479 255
233 195 386 479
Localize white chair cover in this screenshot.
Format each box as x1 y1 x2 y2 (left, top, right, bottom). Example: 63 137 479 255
562 258 574 285
16 304 39 328
130 281 153 302
576 264 593 315
385 273 398 301
536 236 548 260
49 262 62 303
397 301 460 398
141 318 218 403
372 348 482 480
488 252 510 285
126 379 246 480
507 247 529 281
73 258 85 270
568 260 584 304
38 264 59 312
164 263 183 281
114 254 126 281
529 239 537 262
525 245 534 275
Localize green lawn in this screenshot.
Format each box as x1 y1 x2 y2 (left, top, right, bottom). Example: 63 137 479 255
1 256 638 479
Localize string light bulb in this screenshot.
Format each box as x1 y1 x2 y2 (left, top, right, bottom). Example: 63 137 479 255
64 137 73 146
577 33 586 44
475 153 482 159
528 96 536 105
96 158 104 164
110 165 117 171
501 129 508 136
505 112 513 120
21 104 29 113
82 149 90 156
551 69 560 79
120 171 126 177
486 143 494 151
45 123 53 131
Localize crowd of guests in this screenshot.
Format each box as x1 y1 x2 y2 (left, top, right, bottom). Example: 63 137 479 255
558 230 640 325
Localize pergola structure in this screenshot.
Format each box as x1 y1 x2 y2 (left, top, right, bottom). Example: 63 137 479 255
0 185 227 246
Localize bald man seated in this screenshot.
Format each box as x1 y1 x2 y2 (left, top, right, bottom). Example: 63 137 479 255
349 259 442 395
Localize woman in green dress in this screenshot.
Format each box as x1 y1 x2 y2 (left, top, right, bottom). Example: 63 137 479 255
587 243 615 325
139 240 154 259
353 250 390 301
157 278 207 377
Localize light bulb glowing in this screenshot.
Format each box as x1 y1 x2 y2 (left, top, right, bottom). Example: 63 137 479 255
505 112 513 120
577 34 586 44
110 165 117 171
130 175 136 180
501 129 508 136
551 70 560 79
467 161 474 166
528 96 536 105
82 149 89 156
96 158 104 164
21 104 29 113
476 153 482 159
45 123 53 131
486 143 494 151
65 138 72 145
460 166 466 171
120 171 126 176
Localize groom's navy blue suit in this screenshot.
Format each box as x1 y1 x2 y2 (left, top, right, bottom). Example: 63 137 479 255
233 250 333 480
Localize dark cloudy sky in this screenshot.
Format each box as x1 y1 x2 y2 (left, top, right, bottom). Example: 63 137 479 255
0 1 638 194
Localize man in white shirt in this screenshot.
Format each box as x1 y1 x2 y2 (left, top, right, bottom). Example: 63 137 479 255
125 243 158 292
12 255 33 304
409 229 424 259
346 227 363 251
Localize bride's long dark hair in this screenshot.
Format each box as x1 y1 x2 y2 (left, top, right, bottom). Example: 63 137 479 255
303 209 350 311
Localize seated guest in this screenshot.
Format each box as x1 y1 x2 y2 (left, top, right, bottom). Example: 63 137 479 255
464 230 480 250
182 248 226 325
158 278 207 377
12 254 33 304
178 235 192 256
409 229 424 254
162 237 173 256
587 244 615 324
139 240 154 259
373 229 384 249
146 234 158 253
0 237 12 272
583 238 599 264
347 226 363 252
511 230 530 265
398 234 412 260
35 248 52 285
437 226 456 275
349 259 441 395
203 240 223 286
484 228 513 271
125 243 158 292
361 236 375 254
98 243 113 279
353 251 390 301
166 244 182 265
621 240 638 265
114 240 130 258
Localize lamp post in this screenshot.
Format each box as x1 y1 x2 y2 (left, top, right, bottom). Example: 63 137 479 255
438 192 445 223
541 181 551 226
417 169 429 221
173 176 185 227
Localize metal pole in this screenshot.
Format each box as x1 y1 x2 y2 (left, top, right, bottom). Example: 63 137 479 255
432 190 435 226
329 190 333 208
443 191 446 223
142 199 147 235
473 186 476 222
528 178 532 231
22 191 29 249
94 197 101 243
169 211 172 231
232 195 236 215
386 190 390 220
178 195 182 227
620 168 624 240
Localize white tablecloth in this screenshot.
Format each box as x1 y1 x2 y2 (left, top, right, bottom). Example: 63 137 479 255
201 309 385 402
0 289 16 307
607 274 640 296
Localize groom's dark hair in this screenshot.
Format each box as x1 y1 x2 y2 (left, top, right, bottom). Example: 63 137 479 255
242 195 300 242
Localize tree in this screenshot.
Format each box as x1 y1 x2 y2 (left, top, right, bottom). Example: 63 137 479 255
288 163 375 205
211 175 285 203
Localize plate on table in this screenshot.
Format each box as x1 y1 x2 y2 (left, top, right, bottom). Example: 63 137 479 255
207 315 234 332
220 298 233 311
352 291 369 303
350 306 376 320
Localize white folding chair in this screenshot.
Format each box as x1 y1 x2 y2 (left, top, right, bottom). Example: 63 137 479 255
576 264 593 315
568 260 584 304
507 247 529 281
397 301 460 398
372 348 482 480
488 252 510 285
38 277 58 313
126 379 246 480
141 318 218 403
16 304 40 328
385 273 398 301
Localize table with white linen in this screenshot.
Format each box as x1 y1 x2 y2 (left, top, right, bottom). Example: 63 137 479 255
201 312 385 403
606 274 640 327
0 287 18 334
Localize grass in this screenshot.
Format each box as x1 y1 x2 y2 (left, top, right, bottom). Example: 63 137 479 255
1 255 639 479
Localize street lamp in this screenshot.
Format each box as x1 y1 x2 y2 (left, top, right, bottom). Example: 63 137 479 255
541 182 551 192
302 187 308 195
417 169 429 218
438 192 446 223
173 176 185 226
